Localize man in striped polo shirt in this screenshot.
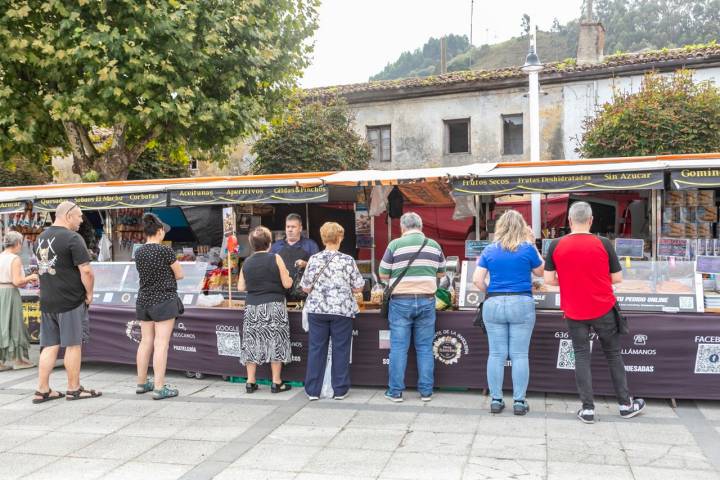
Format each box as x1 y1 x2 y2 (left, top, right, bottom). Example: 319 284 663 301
379 212 446 402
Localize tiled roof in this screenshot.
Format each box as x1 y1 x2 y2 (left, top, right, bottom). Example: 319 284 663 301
305 44 720 101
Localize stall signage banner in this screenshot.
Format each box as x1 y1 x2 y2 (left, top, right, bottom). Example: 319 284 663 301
169 185 328 205
697 255 720 274
670 168 720 190
32 193 167 212
615 238 645 259
658 238 690 258
0 200 27 214
465 240 490 258
451 170 663 196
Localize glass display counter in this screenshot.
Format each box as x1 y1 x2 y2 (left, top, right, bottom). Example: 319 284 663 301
91 261 208 306
459 260 703 313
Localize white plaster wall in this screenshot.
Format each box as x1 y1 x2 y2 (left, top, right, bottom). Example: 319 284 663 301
350 85 565 170
562 66 720 159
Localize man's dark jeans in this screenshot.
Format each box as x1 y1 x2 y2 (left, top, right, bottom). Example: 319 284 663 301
566 308 631 410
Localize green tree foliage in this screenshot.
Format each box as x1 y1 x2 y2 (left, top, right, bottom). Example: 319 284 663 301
596 0 720 53
370 34 470 81
251 98 371 175
127 142 190 181
0 0 319 180
0 156 52 186
579 70 720 157
371 0 720 81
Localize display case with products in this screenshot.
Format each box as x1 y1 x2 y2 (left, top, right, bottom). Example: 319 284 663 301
458 260 703 313
90 261 208 306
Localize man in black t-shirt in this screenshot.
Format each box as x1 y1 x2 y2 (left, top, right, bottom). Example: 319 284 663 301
33 201 101 404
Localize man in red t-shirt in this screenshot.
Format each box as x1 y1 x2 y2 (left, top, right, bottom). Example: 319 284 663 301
544 201 645 424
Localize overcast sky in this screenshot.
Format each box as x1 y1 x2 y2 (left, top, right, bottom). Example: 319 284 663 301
300 0 584 88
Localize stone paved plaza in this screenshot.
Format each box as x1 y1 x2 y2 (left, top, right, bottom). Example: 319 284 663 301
1 353 719 480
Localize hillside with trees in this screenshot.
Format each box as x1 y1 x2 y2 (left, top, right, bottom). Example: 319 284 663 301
370 0 720 81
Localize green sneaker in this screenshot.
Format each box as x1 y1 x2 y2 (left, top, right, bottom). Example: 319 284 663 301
136 380 154 394
153 385 179 400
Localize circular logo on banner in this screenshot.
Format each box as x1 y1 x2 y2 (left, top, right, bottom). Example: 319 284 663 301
125 320 142 344
432 330 469 365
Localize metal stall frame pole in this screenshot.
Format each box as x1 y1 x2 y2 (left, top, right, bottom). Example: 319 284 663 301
651 190 661 259
475 196 481 240
305 203 310 237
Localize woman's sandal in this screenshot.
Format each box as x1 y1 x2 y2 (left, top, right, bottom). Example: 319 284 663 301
66 386 102 401
271 382 292 393
32 390 65 404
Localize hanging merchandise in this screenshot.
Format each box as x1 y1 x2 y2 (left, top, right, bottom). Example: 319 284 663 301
387 186 404 219
115 208 146 250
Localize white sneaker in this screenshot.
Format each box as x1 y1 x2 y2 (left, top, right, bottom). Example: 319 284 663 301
333 393 348 400
307 395 319 401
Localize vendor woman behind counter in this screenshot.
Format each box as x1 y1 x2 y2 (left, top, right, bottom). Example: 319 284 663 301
270 213 319 277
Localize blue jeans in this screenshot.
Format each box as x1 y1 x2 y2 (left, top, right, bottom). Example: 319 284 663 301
387 297 436 396
483 295 536 401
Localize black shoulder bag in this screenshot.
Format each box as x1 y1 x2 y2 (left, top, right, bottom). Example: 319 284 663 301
473 301 486 334
381 238 429 320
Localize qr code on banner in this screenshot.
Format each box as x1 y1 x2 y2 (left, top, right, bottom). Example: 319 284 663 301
694 344 720 374
557 339 576 370
216 331 241 357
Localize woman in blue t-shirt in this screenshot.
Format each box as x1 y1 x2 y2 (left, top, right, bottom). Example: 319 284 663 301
473 210 544 416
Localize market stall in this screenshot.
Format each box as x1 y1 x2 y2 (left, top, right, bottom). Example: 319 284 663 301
1 155 719 399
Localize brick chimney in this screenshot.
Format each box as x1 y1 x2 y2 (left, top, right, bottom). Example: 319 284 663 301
577 0 605 65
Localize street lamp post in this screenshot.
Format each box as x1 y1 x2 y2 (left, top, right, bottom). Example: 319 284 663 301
521 22 544 239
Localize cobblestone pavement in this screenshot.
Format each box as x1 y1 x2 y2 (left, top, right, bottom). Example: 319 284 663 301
1 352 719 479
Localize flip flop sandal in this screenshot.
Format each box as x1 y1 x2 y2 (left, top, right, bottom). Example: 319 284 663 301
66 386 102 401
13 363 36 370
32 390 65 404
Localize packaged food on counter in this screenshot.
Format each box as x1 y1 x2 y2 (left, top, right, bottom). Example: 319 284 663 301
686 223 698 238
698 190 715 207
696 206 718 222
370 283 385 304
698 222 713 238
662 223 686 238
655 280 694 294
615 279 653 294
686 191 699 207
665 191 685 207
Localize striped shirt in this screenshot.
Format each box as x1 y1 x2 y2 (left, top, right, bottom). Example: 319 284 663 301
379 231 446 295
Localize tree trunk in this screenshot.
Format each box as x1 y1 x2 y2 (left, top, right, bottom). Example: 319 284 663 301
96 148 132 181
65 123 163 181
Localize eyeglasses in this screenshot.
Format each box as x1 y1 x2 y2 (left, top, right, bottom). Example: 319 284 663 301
65 202 79 218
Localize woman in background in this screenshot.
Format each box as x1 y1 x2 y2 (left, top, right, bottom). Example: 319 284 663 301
0 231 38 371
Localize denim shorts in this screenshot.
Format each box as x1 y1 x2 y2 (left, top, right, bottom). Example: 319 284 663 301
136 297 184 322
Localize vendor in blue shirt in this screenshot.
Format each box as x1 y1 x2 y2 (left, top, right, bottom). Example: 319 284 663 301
269 213 320 277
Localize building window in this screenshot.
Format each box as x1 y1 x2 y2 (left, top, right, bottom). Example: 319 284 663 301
367 125 391 162
444 118 470 154
502 114 523 155
189 157 199 171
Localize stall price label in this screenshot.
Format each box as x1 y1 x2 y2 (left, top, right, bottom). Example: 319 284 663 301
658 238 690 258
465 240 491 258
615 238 645 259
696 255 720 274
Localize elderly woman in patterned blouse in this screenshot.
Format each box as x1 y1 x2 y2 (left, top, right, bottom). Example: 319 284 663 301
300 222 365 400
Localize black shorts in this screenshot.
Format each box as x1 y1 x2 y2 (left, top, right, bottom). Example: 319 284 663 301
136 297 184 322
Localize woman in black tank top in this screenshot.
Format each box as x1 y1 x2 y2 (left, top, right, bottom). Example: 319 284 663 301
237 226 293 394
